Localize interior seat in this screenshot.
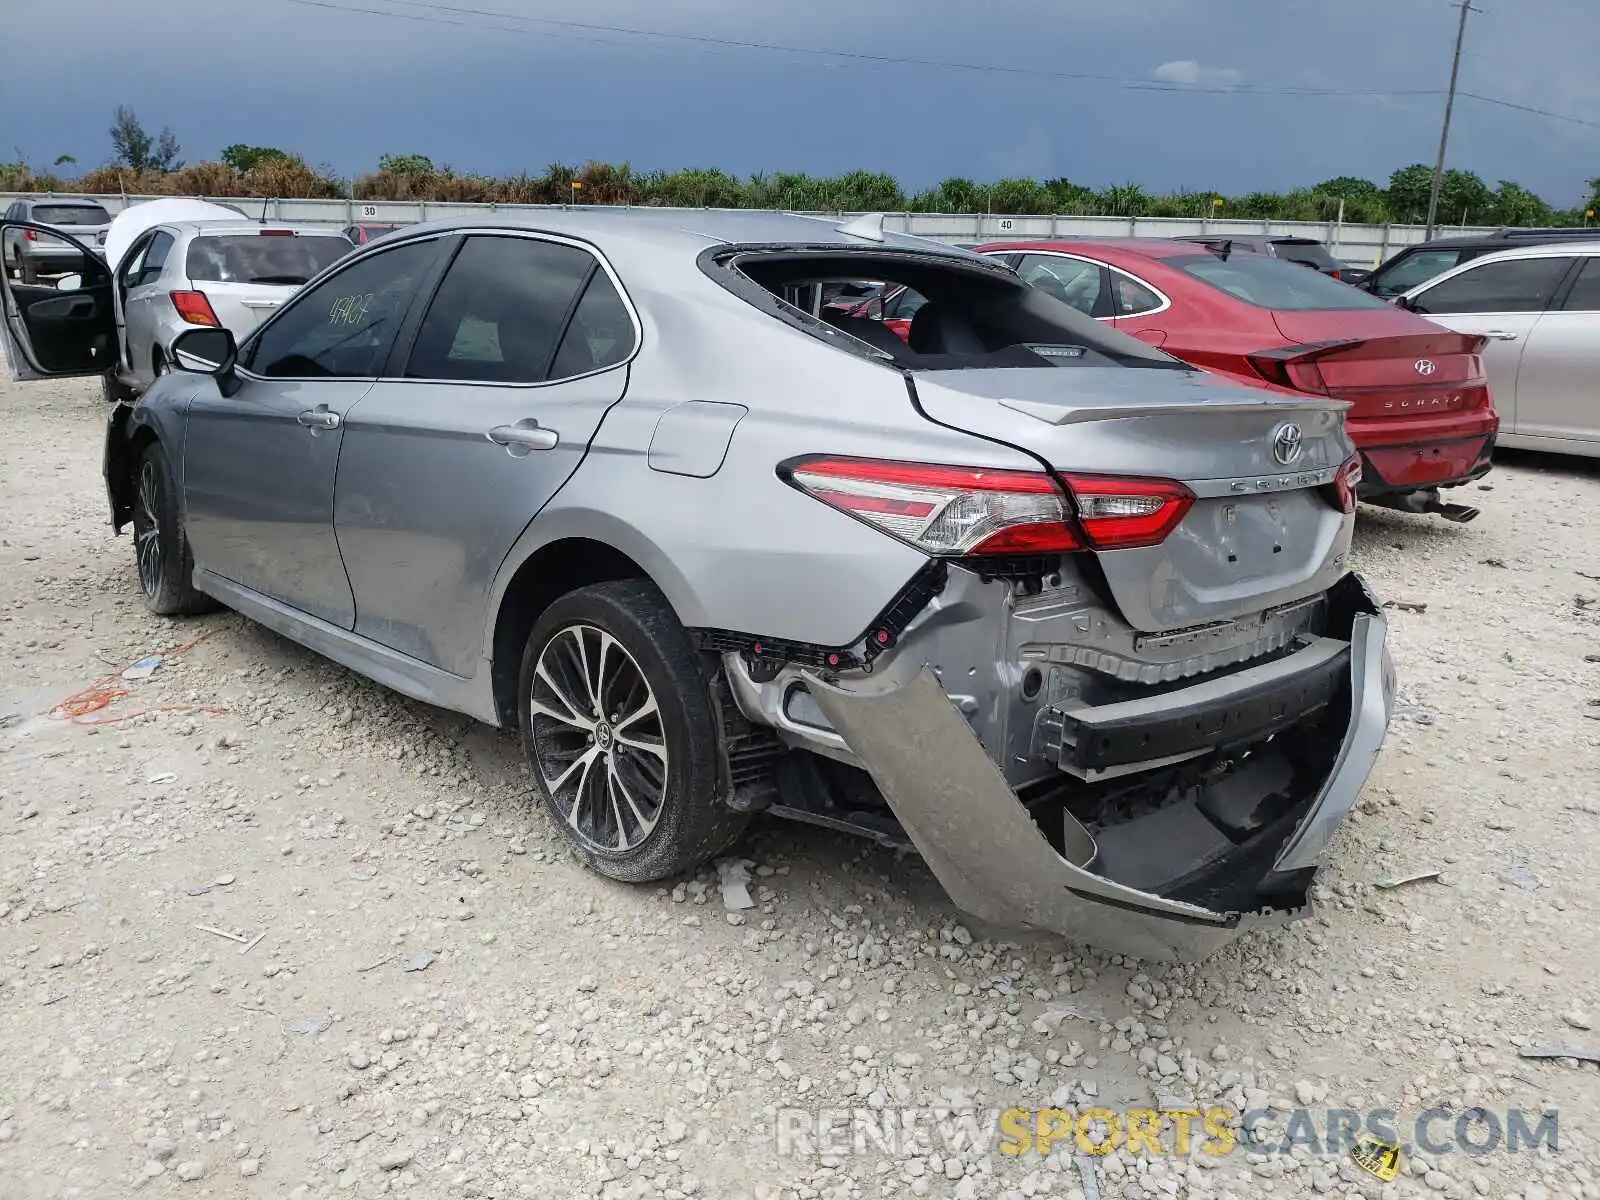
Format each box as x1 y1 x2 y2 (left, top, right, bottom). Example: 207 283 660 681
907 303 987 356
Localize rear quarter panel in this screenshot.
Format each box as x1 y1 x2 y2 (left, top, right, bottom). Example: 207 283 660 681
487 266 1040 650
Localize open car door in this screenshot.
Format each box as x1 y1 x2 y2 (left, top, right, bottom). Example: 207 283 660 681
1 222 117 381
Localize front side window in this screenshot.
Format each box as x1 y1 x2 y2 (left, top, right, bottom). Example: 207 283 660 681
1170 253 1394 311
406 236 599 383
1408 256 1574 315
1018 255 1105 316
242 238 440 379
1369 249 1465 297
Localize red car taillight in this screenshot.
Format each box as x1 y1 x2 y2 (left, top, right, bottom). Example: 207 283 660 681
1333 455 1362 514
782 456 1193 556
23 229 38 241
169 291 220 326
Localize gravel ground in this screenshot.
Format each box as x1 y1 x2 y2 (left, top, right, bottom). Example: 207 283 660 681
1 374 1597 1200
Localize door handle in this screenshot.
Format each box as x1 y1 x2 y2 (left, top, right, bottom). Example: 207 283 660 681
487 420 559 452
297 406 341 431
1482 330 1520 341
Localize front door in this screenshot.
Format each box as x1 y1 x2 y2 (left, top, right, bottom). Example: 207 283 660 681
118 229 177 386
1405 254 1577 434
333 232 638 676
1511 255 1600 448
0 223 116 381
182 236 449 628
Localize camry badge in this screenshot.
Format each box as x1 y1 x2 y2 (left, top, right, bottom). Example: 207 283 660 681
1271 421 1303 467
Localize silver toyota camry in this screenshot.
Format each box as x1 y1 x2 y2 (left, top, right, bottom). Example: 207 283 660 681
0 209 1396 961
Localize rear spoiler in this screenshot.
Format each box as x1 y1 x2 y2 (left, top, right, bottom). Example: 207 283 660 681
999 393 1349 426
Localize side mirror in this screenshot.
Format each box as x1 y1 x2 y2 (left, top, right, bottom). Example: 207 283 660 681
171 326 238 377
55 273 84 292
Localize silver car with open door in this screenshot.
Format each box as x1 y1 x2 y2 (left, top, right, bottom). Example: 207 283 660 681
0 210 1396 962
1400 241 1600 458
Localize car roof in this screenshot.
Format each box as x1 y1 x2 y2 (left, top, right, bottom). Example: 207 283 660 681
385 209 978 258
24 196 109 207
977 237 1219 259
1399 228 1600 252
1440 239 1600 265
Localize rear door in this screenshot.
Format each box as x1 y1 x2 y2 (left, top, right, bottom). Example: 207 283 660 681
1404 254 1577 432
1510 254 1600 448
333 232 637 675
0 222 117 381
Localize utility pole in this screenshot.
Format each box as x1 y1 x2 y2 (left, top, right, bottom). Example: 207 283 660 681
1424 0 1476 240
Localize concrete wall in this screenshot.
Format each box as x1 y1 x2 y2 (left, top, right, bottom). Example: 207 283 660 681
2 192 1503 265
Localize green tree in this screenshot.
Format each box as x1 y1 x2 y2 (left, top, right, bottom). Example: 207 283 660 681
1489 181 1553 227
220 144 289 172
378 153 435 176
1385 164 1435 223
109 106 182 171
53 153 76 168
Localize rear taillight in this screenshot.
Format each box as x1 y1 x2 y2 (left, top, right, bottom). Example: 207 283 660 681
782 457 1194 556
23 229 38 241
169 291 220 326
1332 455 1362 514
1064 474 1195 549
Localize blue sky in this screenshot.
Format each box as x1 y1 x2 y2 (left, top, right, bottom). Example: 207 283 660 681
5 0 1597 204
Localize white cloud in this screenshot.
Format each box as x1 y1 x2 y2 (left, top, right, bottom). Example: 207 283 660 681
1151 60 1243 87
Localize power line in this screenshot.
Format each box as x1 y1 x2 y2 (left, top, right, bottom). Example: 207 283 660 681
270 0 1438 97
271 0 1600 127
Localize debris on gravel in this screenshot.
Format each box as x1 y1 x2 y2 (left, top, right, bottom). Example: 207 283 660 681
2 377 1598 1199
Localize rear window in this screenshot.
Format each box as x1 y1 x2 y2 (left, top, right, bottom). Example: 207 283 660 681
1169 253 1393 311
709 248 1185 372
33 204 112 226
185 234 352 285
1368 248 1466 297
1268 239 1339 269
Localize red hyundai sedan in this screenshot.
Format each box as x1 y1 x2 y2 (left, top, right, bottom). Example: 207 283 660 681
969 239 1499 522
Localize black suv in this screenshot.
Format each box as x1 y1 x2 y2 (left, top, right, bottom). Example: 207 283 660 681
1358 227 1600 298
1173 234 1344 277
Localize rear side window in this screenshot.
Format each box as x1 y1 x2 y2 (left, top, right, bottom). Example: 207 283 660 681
1111 274 1163 316
1409 257 1573 315
186 234 351 285
406 235 598 383
1169 254 1393 311
549 268 636 378
32 204 112 225
1560 258 1600 312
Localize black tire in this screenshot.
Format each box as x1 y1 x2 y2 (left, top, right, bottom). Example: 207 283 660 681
517 579 746 882
19 258 38 285
130 440 220 617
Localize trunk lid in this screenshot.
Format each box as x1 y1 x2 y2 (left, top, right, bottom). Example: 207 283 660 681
1268 309 1490 421
195 281 301 336
910 366 1356 633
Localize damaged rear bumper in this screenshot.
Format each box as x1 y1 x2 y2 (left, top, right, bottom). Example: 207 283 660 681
802 572 1396 962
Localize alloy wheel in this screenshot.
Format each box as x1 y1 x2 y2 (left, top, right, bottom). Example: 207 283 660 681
528 623 668 854
133 459 164 597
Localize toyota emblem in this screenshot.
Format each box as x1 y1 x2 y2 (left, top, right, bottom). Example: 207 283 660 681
1271 421 1303 466
1414 358 1437 376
